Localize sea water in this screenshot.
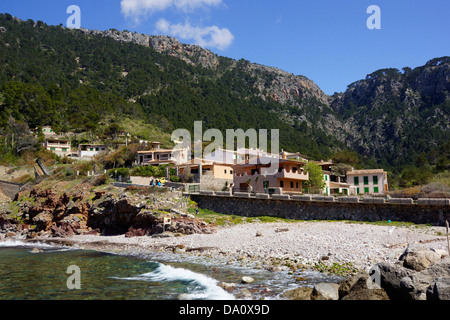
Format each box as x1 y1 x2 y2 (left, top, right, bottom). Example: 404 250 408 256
0 240 342 300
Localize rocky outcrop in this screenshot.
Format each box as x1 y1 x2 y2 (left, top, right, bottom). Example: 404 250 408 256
79 29 220 70
376 242 450 300
1 184 215 239
283 273 389 301
283 242 449 301
149 35 220 69
338 272 389 300
88 193 215 236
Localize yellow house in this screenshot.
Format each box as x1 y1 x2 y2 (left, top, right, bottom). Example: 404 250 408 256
44 138 71 157
177 158 234 180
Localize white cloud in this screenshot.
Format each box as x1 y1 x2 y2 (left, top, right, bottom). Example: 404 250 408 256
155 18 234 50
121 0 222 23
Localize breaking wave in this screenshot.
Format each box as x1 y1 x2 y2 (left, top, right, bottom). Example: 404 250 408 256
115 262 235 300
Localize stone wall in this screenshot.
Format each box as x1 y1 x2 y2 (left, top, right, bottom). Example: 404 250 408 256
199 175 233 192
190 194 450 226
0 180 25 199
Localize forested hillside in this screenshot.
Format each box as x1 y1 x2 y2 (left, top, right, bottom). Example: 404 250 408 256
0 13 449 186
0 13 339 161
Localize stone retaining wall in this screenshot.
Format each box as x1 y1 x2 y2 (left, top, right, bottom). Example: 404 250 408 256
0 180 25 198
189 193 450 226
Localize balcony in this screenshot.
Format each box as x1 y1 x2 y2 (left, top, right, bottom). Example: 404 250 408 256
235 168 309 182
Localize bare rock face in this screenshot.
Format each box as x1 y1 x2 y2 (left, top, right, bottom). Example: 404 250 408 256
149 35 220 69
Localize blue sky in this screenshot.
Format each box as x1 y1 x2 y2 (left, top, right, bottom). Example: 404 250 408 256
1 0 449 94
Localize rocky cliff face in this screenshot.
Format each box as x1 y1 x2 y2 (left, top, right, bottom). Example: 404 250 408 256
330 58 450 164
0 180 216 239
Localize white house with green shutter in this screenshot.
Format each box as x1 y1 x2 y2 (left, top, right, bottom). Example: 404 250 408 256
346 169 389 196
78 144 108 159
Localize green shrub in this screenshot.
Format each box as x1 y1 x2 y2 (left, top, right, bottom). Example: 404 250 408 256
109 167 130 179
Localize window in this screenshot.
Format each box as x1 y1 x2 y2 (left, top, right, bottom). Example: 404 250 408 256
296 182 299 189
373 176 378 185
354 177 359 186
290 181 294 189
356 188 360 194
364 176 369 185
62 148 67 152
364 187 369 194
374 187 379 193
51 147 55 151
280 181 284 188
325 175 328 181
90 148 94 151
230 170 233 175
224 170 227 174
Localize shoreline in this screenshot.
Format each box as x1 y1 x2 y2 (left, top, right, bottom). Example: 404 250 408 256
2 219 449 300
26 220 448 275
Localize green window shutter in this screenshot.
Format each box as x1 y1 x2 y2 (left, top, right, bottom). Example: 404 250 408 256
325 175 328 181
356 188 360 194
364 176 369 185
51 147 55 151
364 187 369 193
374 187 379 193
354 177 359 185
373 176 378 185
62 148 67 152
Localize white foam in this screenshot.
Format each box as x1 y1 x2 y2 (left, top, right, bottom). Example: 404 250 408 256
117 262 235 300
0 239 70 250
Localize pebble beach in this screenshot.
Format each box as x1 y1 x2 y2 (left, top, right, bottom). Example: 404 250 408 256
64 220 449 274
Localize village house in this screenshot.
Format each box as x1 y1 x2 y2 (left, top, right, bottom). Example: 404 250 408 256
232 156 309 194
78 144 108 159
203 147 270 165
41 125 57 136
346 169 389 195
280 150 309 162
316 161 351 196
44 138 71 157
136 143 189 166
176 158 234 190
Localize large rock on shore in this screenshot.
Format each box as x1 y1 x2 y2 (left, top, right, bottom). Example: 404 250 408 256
311 283 340 300
376 242 450 300
427 278 450 300
282 287 313 300
399 242 442 271
339 272 389 300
